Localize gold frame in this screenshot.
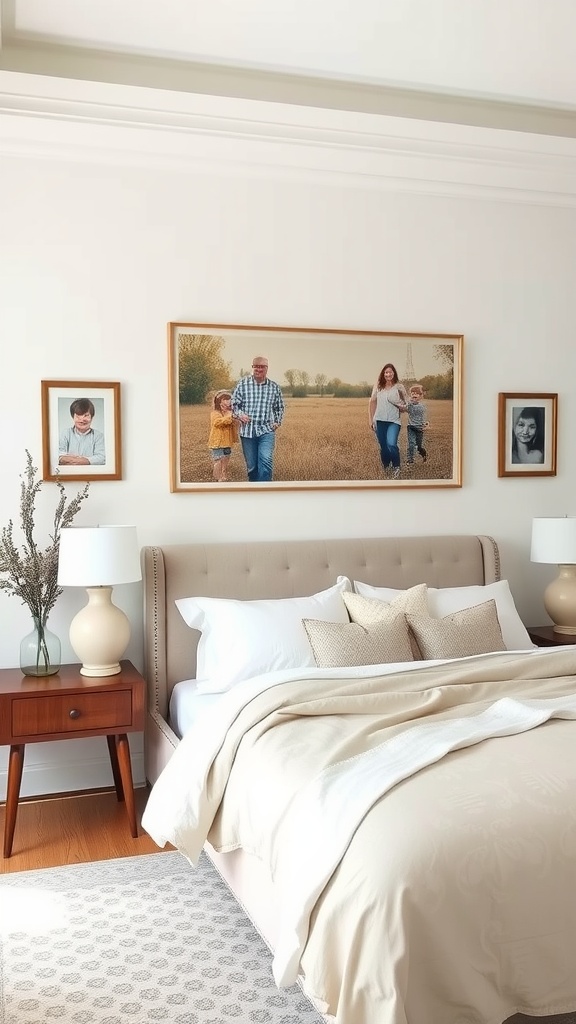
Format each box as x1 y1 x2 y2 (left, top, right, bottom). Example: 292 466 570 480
498 392 558 477
169 322 463 491
41 379 122 482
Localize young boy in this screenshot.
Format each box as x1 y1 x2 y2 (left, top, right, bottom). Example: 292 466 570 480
406 384 429 464
58 397 106 466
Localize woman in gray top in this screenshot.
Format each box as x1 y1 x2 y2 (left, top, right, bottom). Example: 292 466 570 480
368 363 408 479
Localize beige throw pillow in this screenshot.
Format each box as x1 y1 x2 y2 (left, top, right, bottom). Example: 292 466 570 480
302 614 414 668
406 599 506 660
343 584 428 658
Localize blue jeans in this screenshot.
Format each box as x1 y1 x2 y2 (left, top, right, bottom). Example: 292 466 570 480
375 420 401 470
407 425 427 463
240 432 276 482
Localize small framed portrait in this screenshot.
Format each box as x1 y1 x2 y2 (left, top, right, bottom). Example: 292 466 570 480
498 392 557 477
41 380 122 481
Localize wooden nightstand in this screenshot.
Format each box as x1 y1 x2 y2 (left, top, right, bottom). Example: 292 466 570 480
527 626 576 648
0 660 145 858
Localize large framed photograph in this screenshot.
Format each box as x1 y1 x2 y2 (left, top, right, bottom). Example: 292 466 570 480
498 392 557 477
41 380 122 482
169 323 463 491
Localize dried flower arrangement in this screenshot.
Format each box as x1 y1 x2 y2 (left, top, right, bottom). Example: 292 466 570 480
0 451 90 671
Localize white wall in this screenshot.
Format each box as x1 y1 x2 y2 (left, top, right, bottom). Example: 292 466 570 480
1 73 575 797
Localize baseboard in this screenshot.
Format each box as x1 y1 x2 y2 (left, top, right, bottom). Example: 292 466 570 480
0 745 146 802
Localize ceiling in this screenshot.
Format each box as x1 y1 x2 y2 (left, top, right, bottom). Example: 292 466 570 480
2 0 576 134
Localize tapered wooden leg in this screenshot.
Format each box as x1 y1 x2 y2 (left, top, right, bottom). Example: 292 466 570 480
114 734 138 838
106 734 124 802
3 744 25 858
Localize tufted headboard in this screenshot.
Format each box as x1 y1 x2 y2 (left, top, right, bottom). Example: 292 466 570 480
141 534 500 784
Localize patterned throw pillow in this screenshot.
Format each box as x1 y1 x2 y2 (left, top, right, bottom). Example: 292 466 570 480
343 584 428 658
302 614 414 668
406 599 506 660
353 578 533 652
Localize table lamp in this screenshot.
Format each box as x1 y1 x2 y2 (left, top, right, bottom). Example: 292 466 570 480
530 516 576 634
57 525 142 676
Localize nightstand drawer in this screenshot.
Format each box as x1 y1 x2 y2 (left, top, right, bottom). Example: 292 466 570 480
11 690 133 737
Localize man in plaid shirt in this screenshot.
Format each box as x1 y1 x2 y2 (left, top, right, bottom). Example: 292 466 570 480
232 357 285 481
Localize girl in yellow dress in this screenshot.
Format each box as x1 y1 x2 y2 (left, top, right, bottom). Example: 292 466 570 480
208 390 239 482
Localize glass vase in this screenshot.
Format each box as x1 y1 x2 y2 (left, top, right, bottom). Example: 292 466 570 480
20 616 61 677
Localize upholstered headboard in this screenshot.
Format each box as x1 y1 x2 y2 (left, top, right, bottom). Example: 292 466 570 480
141 534 500 784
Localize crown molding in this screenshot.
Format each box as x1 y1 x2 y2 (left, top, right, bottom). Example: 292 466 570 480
2 37 576 139
1 71 576 207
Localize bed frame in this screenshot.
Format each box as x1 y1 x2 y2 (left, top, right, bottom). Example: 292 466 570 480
141 534 500 947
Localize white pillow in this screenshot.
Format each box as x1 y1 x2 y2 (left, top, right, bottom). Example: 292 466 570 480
353 578 533 651
176 578 351 693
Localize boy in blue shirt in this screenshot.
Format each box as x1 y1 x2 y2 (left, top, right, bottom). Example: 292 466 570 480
406 384 428 464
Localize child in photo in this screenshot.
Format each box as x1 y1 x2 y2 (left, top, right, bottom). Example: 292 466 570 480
406 384 429 464
208 390 238 482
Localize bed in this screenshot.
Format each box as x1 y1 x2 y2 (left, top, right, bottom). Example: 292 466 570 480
140 535 576 1024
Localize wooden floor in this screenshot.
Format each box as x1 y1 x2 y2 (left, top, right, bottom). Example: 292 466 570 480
0 787 167 874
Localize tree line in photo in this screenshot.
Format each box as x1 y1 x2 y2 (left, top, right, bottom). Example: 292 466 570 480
178 335 454 405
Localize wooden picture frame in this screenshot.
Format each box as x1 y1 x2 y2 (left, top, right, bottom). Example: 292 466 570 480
498 392 557 477
41 380 122 481
168 322 463 491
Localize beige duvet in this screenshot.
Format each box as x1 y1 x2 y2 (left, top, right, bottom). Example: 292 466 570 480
143 649 576 1024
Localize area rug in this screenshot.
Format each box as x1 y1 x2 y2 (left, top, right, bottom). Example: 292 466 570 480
0 850 326 1024
1 852 575 1024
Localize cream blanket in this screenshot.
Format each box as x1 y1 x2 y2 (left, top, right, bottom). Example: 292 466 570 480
143 648 576 1024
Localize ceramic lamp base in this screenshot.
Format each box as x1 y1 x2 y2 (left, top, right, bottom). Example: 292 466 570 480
69 586 130 677
543 565 576 635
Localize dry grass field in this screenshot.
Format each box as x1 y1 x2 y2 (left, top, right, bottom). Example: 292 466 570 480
179 395 453 483
178 397 455 486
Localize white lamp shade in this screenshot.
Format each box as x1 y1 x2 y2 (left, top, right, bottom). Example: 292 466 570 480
57 526 141 676
531 517 576 565
531 517 576 635
58 526 142 586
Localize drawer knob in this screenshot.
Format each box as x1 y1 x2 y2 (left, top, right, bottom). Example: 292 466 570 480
69 709 81 720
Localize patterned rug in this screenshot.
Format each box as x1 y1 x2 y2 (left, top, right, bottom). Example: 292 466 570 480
0 850 326 1024
1 851 575 1024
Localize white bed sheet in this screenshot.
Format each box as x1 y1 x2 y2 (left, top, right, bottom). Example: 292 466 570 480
168 658 435 738
168 679 223 738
